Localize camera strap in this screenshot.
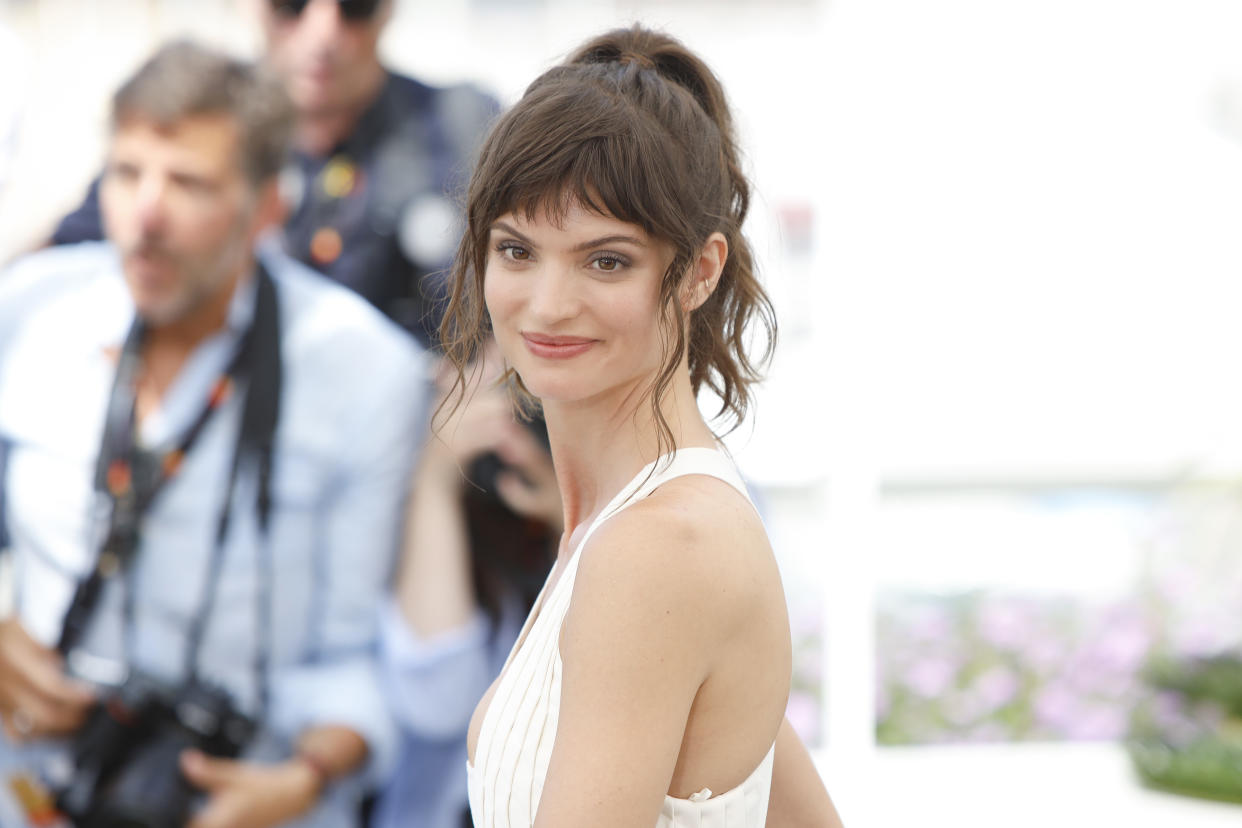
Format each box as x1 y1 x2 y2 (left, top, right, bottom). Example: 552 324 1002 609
57 260 281 717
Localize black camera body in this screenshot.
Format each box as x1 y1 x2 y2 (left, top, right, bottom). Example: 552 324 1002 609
51 671 255 828
466 414 551 502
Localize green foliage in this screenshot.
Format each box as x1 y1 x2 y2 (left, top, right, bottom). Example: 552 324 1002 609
1127 653 1242 803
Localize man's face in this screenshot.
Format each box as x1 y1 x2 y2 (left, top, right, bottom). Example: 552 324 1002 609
258 0 390 118
101 114 262 327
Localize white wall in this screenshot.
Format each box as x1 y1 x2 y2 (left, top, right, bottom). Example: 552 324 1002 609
4 0 1241 779
811 0 1242 484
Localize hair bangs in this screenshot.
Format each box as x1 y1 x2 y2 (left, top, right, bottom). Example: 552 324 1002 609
484 87 685 246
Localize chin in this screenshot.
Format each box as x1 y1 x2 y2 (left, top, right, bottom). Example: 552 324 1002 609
295 77 342 112
512 371 585 406
517 369 621 409
131 293 187 327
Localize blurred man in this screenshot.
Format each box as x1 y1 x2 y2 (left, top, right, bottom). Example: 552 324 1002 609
0 22 25 200
0 42 424 828
53 0 497 347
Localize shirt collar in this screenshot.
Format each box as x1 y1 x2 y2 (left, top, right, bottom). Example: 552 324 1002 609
340 71 398 157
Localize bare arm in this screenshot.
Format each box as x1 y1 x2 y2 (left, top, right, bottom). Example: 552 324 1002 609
182 725 368 828
766 717 845 827
395 360 512 637
396 354 560 638
533 482 782 826
394 438 478 637
533 511 706 826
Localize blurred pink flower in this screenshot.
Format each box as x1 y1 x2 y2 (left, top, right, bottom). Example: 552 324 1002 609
978 599 1031 649
972 666 1020 709
906 656 955 698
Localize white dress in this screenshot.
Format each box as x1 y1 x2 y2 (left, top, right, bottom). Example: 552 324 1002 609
466 448 775 827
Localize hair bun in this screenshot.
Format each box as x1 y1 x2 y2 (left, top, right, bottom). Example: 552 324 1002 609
569 26 730 136
617 50 657 71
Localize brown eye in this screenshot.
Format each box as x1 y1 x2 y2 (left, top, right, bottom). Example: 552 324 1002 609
498 242 531 261
592 254 629 273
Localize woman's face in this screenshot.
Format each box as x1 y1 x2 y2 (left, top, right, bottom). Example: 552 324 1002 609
483 201 673 409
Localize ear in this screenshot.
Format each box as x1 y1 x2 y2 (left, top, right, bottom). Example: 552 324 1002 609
250 178 287 239
377 0 396 28
681 231 728 313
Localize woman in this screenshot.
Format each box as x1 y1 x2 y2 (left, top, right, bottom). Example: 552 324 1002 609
442 25 843 827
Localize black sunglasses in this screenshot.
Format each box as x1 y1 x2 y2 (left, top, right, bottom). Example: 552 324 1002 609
270 0 384 22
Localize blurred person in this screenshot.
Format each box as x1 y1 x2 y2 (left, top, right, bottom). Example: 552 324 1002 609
374 345 558 828
0 22 25 201
0 20 30 263
52 0 498 347
0 41 424 828
443 24 842 827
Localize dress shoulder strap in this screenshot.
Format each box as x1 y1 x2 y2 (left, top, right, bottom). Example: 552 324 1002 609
559 448 754 590
635 446 751 504
594 447 754 533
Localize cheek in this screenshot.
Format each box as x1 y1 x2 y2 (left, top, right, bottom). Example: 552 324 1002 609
98 184 129 237
482 267 516 326
347 31 382 62
265 37 305 81
618 286 665 336
627 298 676 366
190 196 250 246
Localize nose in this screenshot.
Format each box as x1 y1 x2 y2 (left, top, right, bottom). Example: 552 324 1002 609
299 0 348 50
527 262 580 325
133 174 169 238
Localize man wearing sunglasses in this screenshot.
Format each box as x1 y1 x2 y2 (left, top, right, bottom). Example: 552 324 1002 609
52 0 498 349
263 0 394 156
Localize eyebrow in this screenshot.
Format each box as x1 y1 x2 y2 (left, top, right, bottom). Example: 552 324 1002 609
490 221 647 252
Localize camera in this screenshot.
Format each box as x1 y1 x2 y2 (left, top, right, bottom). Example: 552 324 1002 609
466 414 550 502
49 671 255 828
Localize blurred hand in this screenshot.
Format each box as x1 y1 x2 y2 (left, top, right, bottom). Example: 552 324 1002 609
493 421 563 531
424 348 520 485
396 343 563 637
0 617 95 743
429 383 519 472
182 751 319 828
426 350 563 529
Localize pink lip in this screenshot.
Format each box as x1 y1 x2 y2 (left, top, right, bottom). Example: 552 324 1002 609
521 332 596 359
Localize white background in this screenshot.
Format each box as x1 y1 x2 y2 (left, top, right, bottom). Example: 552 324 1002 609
3 1 1242 824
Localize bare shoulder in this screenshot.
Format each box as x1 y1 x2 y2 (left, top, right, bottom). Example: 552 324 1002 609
566 473 779 655
542 476 786 824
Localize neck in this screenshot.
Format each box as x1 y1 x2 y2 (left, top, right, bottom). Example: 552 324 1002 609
542 362 718 556
140 258 251 410
293 65 386 157
150 267 248 352
134 260 250 422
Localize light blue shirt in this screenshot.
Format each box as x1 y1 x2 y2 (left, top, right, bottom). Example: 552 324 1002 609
0 242 428 828
374 596 524 828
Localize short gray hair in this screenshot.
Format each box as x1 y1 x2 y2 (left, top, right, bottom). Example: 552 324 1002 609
111 40 294 186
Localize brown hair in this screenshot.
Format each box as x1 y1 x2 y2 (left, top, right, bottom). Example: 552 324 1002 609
440 25 775 452
111 40 294 187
